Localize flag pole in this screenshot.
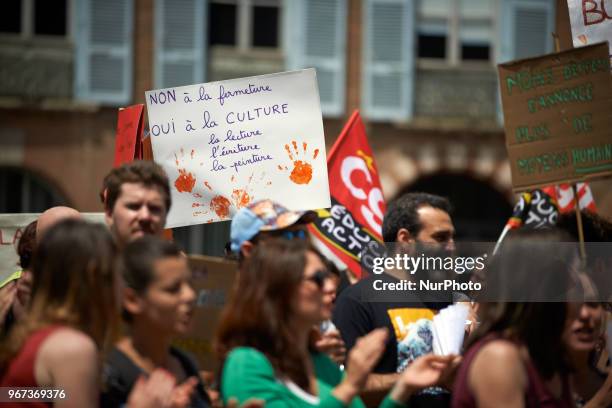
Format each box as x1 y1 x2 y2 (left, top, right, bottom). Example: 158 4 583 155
327 110 360 161
492 224 511 255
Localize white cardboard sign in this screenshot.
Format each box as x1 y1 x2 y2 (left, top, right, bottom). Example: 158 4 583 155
567 0 612 65
145 69 331 228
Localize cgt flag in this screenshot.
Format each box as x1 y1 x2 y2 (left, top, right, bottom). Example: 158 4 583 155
308 111 386 278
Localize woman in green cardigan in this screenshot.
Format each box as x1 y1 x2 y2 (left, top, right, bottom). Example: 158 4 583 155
216 239 455 407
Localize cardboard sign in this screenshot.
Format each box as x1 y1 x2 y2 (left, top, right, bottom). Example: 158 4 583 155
498 42 612 192
114 104 145 167
145 69 330 228
0 213 106 283
172 255 238 371
567 0 612 65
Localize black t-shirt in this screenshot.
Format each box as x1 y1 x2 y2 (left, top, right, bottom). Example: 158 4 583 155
332 273 451 374
101 346 211 408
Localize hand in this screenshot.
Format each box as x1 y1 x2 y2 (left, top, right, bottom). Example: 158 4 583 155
390 354 460 403
343 328 388 391
127 370 176 407
315 329 346 365
585 369 612 408
0 282 17 325
171 376 198 408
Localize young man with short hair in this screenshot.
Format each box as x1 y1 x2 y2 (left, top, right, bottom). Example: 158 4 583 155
101 161 171 249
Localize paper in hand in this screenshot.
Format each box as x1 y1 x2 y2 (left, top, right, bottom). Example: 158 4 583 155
432 303 470 355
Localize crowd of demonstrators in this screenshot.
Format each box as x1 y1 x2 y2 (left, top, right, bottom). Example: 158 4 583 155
1 158 611 408
101 236 210 407
332 193 460 407
216 239 456 407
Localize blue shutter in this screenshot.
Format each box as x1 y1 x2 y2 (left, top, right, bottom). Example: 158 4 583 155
154 0 206 88
75 0 134 105
362 0 414 121
497 0 555 124
285 0 346 117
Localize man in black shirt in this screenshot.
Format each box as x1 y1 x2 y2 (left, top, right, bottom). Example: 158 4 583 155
333 192 456 407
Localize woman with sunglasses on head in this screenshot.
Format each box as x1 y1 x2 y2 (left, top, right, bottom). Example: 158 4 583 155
101 235 210 407
216 239 455 407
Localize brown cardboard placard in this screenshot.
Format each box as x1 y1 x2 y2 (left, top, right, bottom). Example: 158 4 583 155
498 42 612 192
172 255 238 371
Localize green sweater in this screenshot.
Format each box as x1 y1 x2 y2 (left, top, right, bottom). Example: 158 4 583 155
221 347 408 408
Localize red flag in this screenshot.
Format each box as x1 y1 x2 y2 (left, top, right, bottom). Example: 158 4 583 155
308 111 385 278
542 182 597 213
114 104 145 167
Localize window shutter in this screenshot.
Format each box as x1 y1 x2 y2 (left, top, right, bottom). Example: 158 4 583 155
75 0 134 105
285 0 346 117
154 0 206 88
362 0 414 121
497 0 554 124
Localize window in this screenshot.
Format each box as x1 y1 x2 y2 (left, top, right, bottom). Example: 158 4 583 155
0 0 68 38
0 0 21 34
417 0 495 64
34 0 67 36
208 0 281 50
0 167 67 213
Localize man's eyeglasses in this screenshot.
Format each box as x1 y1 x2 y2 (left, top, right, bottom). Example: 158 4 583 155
304 269 330 290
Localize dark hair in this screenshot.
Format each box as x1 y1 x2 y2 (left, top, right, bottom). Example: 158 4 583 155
382 192 452 242
17 220 37 270
216 239 320 390
122 236 182 294
556 210 612 242
1 219 120 364
101 161 171 214
470 229 577 379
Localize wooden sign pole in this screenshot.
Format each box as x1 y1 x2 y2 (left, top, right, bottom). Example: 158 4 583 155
572 183 587 260
552 26 587 262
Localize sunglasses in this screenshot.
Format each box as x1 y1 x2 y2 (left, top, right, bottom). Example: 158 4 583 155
304 269 330 289
269 229 307 241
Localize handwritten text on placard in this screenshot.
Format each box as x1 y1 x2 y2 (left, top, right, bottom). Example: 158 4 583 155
145 69 331 228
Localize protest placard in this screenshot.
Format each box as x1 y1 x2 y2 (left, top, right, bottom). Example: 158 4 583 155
567 0 612 65
145 69 330 228
498 42 612 192
114 104 144 167
0 213 105 284
172 255 238 371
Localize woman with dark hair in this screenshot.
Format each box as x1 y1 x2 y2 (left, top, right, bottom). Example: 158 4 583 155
452 230 578 408
217 239 455 407
563 302 612 407
0 219 121 407
102 235 210 407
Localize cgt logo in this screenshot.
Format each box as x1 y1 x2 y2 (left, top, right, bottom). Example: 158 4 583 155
340 151 385 237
